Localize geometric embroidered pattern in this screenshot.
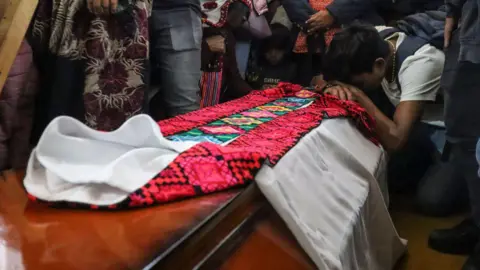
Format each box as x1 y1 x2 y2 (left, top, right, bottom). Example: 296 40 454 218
222 116 263 126
240 110 278 118
164 83 316 145
199 125 245 135
256 105 292 113
27 83 379 210
168 134 223 144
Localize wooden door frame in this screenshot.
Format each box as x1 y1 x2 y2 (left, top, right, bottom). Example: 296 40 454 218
0 0 38 92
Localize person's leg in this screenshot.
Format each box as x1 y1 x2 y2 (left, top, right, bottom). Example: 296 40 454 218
150 6 201 118
460 140 480 270
388 123 436 193
428 31 480 259
428 140 480 256
463 140 480 226
416 127 469 217
10 45 39 169
477 139 480 173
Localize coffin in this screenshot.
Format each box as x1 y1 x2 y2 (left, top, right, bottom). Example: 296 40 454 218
0 170 313 270
0 83 406 269
0 118 403 269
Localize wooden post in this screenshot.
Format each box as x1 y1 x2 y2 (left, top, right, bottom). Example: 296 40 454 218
0 0 38 93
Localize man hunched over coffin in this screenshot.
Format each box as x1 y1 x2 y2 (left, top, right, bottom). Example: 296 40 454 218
320 20 446 198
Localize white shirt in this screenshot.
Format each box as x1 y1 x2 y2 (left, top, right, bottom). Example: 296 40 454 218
376 26 445 127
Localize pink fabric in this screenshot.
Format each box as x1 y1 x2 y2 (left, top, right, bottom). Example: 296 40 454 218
244 11 271 38
0 40 39 170
252 0 268 15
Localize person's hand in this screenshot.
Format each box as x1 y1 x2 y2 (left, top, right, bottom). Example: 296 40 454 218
205 35 226 54
306 10 334 34
311 75 326 89
324 81 360 101
444 17 457 49
87 0 118 15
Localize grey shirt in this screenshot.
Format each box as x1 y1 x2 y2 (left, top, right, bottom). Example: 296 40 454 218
446 0 480 63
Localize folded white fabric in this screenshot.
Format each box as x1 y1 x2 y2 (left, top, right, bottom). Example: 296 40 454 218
256 119 406 270
24 115 197 206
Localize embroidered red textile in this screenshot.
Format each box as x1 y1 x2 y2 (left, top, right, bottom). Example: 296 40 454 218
160 83 304 136
28 83 378 209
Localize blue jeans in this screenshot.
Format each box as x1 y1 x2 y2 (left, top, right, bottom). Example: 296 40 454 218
477 139 480 177
150 7 201 117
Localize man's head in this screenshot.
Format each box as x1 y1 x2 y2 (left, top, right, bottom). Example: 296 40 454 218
322 24 391 91
261 24 292 66
226 1 250 29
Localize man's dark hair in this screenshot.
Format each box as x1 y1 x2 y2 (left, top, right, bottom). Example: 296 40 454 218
322 23 390 83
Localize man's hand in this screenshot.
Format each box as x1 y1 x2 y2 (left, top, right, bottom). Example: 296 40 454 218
205 35 226 54
87 0 118 15
324 81 360 101
306 10 334 34
311 75 326 89
444 17 457 49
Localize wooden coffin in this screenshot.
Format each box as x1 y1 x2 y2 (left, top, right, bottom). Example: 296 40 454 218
0 171 314 270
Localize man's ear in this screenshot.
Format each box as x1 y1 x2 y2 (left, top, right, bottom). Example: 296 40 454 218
373 57 387 76
374 58 386 70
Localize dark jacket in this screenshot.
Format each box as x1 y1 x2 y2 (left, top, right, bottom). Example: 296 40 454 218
201 27 252 102
281 0 384 26
326 0 385 25
446 0 480 63
326 0 443 25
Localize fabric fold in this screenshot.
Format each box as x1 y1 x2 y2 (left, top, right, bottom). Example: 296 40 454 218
24 115 198 206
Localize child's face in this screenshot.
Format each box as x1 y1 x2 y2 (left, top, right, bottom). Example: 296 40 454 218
265 49 285 66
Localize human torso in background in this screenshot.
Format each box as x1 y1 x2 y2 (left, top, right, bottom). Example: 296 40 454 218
153 0 201 12
0 40 38 170
455 0 480 64
293 0 338 53
247 61 297 89
375 26 445 127
201 27 252 102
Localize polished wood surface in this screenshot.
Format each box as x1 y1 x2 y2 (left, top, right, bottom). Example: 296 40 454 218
0 0 38 91
221 209 315 270
1 169 470 270
150 183 266 270
0 170 241 270
221 195 469 270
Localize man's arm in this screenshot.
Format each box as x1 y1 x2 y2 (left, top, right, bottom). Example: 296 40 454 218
355 93 424 151
444 0 465 47
325 83 424 151
326 49 443 151
224 31 252 98
326 0 380 25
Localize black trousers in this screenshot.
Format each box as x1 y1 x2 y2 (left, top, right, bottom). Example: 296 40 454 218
416 30 480 221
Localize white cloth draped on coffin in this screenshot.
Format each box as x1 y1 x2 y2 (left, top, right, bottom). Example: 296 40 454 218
24 113 406 269
256 119 406 270
23 115 197 206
